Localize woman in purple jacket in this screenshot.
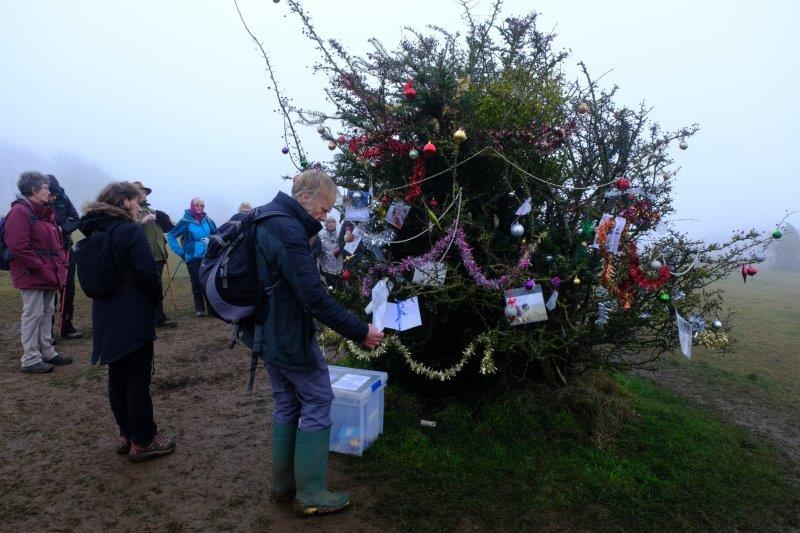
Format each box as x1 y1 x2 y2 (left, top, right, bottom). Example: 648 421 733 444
3 171 72 373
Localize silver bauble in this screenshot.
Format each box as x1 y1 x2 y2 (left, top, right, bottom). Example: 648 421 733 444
577 102 590 114
545 255 554 263
712 319 723 330
753 252 767 263
409 149 419 160
316 125 326 134
650 260 662 270
679 139 688 150
510 222 524 237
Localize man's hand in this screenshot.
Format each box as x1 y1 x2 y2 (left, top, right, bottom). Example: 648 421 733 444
362 324 384 349
200 237 210 245
142 213 156 224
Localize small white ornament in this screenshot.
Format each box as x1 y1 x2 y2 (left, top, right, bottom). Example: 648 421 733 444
679 139 688 150
577 102 590 114
712 319 723 330
510 222 524 237
753 252 767 263
650 260 663 270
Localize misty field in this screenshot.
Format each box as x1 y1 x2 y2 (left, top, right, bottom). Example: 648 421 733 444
0 265 798 530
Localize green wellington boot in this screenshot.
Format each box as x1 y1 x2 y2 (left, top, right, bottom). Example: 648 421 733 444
270 424 297 503
293 428 350 516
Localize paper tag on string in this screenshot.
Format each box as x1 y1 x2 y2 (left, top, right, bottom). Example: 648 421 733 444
545 290 559 311
676 310 693 359
515 197 532 216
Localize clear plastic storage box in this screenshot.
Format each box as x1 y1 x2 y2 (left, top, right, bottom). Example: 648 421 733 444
327 365 388 456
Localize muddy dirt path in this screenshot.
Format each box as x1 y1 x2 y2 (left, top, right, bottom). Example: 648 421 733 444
0 313 390 532
639 358 800 474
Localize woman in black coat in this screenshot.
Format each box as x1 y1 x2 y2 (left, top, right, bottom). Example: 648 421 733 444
80 181 176 462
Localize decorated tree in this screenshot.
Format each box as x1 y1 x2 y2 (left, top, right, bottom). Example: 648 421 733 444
240 1 783 391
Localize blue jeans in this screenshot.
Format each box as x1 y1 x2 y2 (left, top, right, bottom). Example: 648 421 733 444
266 340 333 431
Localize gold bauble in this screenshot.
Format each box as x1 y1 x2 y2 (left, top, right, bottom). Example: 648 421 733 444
573 276 581 285
453 128 467 143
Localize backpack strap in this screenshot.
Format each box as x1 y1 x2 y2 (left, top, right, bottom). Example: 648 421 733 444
246 210 290 393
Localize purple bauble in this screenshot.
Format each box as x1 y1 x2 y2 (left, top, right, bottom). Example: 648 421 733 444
524 279 535 290
281 147 289 154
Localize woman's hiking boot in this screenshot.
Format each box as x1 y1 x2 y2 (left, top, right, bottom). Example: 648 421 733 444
193 294 207 317
128 434 176 463
270 424 297 503
292 428 350 516
116 435 131 454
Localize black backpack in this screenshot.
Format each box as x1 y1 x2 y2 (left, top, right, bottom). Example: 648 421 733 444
0 205 38 271
199 206 287 391
75 221 124 298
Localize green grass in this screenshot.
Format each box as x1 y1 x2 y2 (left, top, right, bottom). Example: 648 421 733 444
347 374 799 532
664 269 800 404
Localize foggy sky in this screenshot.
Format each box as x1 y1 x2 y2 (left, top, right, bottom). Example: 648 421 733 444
1 0 797 239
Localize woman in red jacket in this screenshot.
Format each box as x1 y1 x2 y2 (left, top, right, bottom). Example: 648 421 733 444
4 171 72 373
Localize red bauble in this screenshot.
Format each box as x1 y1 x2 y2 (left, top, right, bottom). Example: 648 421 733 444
423 142 437 156
336 135 346 145
403 80 417 100
615 177 631 191
381 193 389 207
429 198 438 208
342 270 352 281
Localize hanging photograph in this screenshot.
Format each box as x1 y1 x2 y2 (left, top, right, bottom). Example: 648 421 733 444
344 189 372 222
385 201 411 229
503 286 547 326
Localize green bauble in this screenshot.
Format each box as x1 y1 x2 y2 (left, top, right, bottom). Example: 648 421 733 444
580 220 595 238
300 158 309 169
772 229 783 239
658 292 671 303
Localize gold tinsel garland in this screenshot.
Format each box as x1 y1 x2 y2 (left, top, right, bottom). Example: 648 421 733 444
699 330 729 350
320 330 497 381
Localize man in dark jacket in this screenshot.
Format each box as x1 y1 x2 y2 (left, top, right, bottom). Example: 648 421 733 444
46 174 82 339
242 170 383 516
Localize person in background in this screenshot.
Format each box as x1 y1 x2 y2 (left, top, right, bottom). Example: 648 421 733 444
79 181 175 462
46 174 82 339
318 216 342 289
132 181 176 328
242 169 383 516
3 171 72 373
167 197 217 317
227 202 253 224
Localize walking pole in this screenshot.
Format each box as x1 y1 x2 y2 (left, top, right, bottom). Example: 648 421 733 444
163 258 184 301
163 259 179 311
55 249 69 341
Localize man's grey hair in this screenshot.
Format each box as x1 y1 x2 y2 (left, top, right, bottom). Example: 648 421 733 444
17 171 50 197
292 169 337 201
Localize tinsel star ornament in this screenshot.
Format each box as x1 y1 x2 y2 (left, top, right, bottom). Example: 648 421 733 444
403 80 417 100
423 142 437 156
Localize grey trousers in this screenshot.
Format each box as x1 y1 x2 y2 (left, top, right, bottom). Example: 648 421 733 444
20 289 58 368
266 340 334 432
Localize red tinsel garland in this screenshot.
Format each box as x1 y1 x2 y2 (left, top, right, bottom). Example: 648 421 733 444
627 241 672 290
345 132 425 201
405 157 425 202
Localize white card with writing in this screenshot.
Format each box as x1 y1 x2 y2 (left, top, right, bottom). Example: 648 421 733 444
591 214 626 254
383 297 422 332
